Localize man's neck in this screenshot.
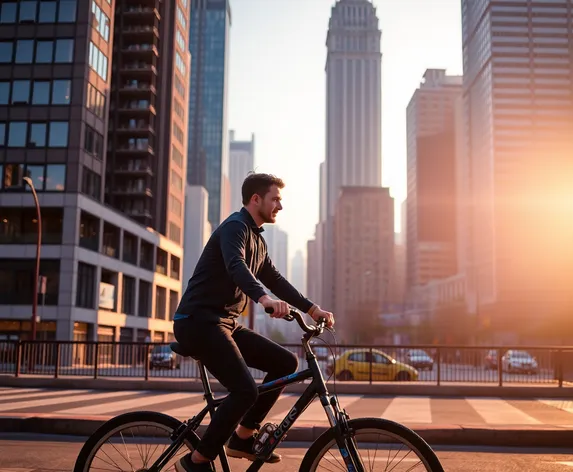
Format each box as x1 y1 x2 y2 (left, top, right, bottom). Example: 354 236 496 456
244 206 264 227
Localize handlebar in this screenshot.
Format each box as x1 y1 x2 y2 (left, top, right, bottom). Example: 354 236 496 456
264 307 326 335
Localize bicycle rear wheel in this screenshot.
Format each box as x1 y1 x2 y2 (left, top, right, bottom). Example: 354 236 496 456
300 417 444 472
73 411 199 472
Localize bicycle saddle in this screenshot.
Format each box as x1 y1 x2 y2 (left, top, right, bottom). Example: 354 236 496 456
169 342 198 360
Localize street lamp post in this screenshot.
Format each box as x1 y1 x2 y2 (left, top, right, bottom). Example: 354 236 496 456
23 177 41 341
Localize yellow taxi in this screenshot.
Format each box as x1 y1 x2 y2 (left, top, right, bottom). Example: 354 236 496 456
326 348 419 381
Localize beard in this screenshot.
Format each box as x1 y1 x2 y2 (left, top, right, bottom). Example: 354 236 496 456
258 208 276 224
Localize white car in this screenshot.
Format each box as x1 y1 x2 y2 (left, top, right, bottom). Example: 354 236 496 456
502 350 538 374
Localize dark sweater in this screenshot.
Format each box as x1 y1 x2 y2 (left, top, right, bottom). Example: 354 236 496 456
175 208 313 319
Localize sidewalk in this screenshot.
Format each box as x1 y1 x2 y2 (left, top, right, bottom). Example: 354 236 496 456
1 387 572 447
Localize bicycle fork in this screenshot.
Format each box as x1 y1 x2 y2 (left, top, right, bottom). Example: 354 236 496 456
321 394 365 472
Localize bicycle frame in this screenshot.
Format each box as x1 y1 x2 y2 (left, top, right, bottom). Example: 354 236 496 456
149 335 365 472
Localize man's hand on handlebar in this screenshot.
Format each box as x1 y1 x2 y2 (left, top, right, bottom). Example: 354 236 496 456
309 306 335 329
258 294 290 319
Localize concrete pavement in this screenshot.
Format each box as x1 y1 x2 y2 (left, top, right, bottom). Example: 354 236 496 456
0 387 572 447
0 435 573 472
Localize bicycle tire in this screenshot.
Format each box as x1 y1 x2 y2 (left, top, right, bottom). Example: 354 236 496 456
299 417 444 472
73 411 200 472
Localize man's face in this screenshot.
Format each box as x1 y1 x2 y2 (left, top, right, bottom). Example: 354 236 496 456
257 185 283 224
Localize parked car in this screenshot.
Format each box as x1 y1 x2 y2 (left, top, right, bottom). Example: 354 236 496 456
150 345 181 370
502 349 538 374
326 348 418 382
404 349 434 371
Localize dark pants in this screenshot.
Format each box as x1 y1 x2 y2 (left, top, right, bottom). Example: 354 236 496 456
173 315 298 460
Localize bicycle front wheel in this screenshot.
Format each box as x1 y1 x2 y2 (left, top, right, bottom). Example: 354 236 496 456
300 417 444 472
73 411 200 472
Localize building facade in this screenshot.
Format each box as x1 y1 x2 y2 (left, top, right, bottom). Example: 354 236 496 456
461 0 573 332
187 0 231 228
333 187 394 343
228 129 254 214
406 69 462 292
320 0 383 312
182 184 211 288
0 0 186 344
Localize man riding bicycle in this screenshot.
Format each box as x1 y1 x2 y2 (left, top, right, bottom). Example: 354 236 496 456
173 173 335 472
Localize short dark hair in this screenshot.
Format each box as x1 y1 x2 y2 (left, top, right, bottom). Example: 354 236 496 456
241 173 285 205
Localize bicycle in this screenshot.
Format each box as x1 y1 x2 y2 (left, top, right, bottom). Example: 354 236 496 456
74 309 445 471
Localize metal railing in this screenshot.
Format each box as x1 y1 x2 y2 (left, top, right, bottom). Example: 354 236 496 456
0 341 572 387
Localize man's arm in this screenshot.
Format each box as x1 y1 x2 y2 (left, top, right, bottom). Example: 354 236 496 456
219 221 267 303
258 254 314 313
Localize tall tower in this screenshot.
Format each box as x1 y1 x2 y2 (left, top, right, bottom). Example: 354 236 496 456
321 0 382 311
229 130 255 215
462 0 573 335
325 0 382 217
406 69 462 292
106 0 190 244
187 0 232 228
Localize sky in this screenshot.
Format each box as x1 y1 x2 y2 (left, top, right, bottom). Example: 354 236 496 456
226 0 463 261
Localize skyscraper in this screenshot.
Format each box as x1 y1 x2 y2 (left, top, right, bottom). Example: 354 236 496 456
406 69 462 291
461 0 573 332
229 130 255 214
325 0 382 217
187 0 231 228
106 0 190 246
319 0 383 310
0 0 185 343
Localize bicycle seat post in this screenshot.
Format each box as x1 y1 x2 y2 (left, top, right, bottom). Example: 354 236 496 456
197 360 214 403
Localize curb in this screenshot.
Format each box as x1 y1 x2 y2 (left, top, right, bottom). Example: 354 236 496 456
0 414 571 448
2 376 573 398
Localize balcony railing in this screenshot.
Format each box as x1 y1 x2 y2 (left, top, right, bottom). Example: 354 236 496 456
1 342 572 386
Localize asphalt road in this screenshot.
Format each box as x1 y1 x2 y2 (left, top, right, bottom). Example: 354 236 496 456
0 434 572 471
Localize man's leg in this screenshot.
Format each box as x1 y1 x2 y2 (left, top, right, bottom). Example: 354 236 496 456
173 318 259 470
225 325 298 461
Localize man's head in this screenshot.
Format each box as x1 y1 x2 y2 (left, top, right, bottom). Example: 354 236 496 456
242 173 284 225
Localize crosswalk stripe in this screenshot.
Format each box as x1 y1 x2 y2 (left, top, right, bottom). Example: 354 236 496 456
382 396 432 424
0 388 42 397
58 392 194 415
0 389 90 404
538 399 573 414
466 398 541 424
0 390 126 413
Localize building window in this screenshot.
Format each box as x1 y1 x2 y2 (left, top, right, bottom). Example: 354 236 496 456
170 255 181 280
48 122 69 147
32 81 50 104
87 83 106 118
36 40 53 63
0 42 13 63
176 29 185 51
0 259 60 306
173 123 184 145
175 52 186 75
24 165 44 190
8 122 27 147
89 41 108 81
11 80 30 105
55 39 74 63
38 1 57 23
29 123 47 147
58 0 77 23
0 82 9 104
91 1 110 42
52 80 71 104
155 286 166 320
172 145 183 168
4 163 23 188
169 290 179 321
82 167 101 200
174 76 185 97
169 222 181 245
84 125 104 159
76 262 96 309
170 194 182 217
15 40 34 63
139 280 151 317
0 3 17 24
0 207 63 244
176 5 186 29
19 2 37 23
45 165 66 191
122 276 135 315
